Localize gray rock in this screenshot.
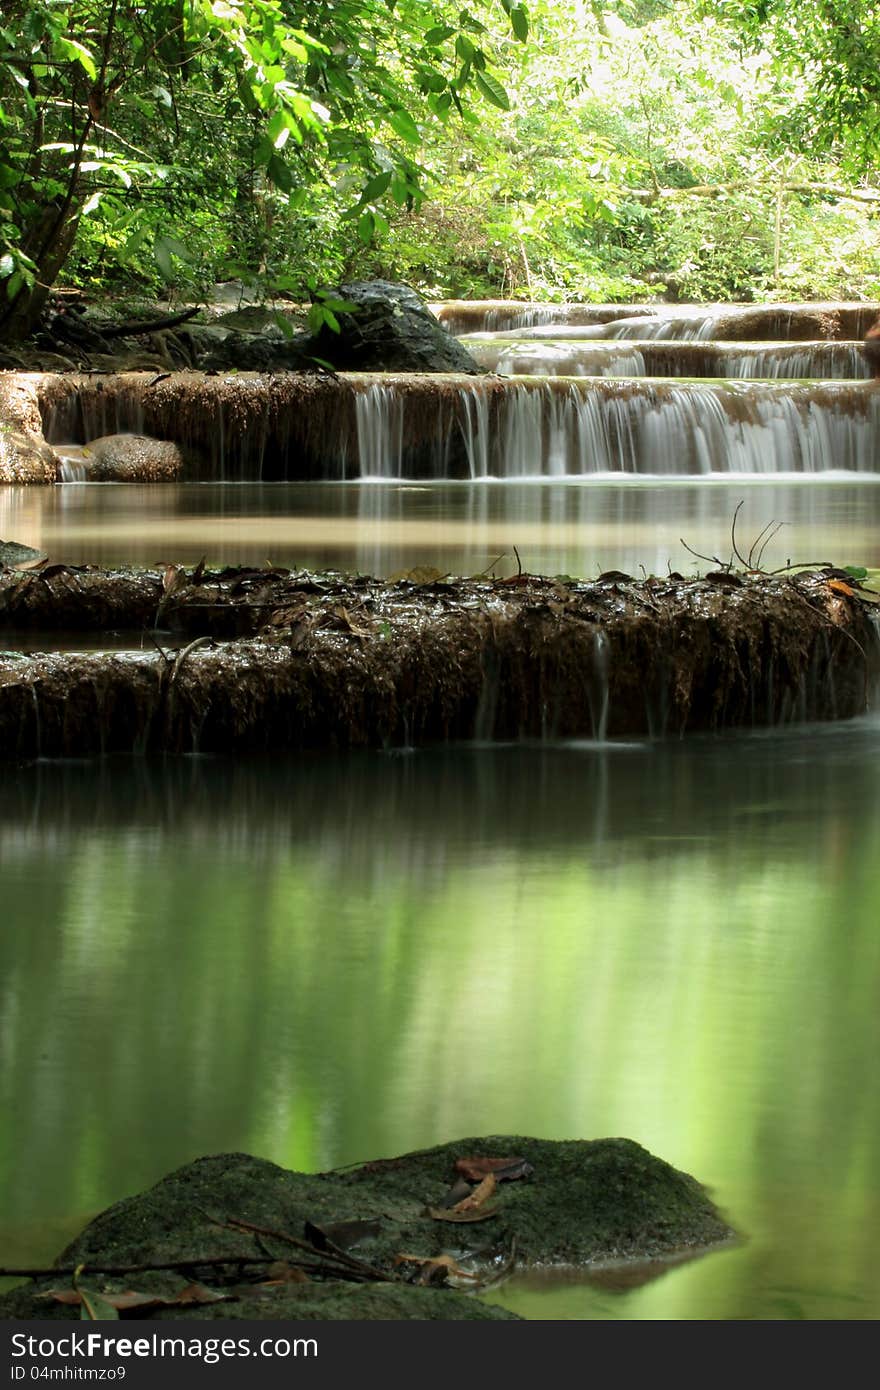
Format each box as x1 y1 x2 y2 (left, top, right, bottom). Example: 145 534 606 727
309 280 483 373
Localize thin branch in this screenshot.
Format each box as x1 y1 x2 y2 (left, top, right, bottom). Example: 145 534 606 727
747 519 777 570
0 1256 279 1280
730 500 750 570
679 537 725 569
755 521 785 570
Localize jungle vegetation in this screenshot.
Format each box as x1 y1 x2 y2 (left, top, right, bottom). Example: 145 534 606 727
1 0 879 331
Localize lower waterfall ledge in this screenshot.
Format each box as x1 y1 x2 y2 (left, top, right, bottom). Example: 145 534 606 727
0 1137 735 1321
0 565 877 757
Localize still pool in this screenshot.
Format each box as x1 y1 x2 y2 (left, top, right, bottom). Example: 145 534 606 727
2 724 879 1319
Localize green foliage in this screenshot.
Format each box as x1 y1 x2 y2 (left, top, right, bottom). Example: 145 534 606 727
0 0 527 333
1 0 879 318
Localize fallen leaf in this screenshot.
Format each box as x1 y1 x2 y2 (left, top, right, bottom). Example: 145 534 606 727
827 579 855 597
454 1155 534 1183
451 1172 497 1212
162 564 187 596
434 1179 473 1210
426 1205 500 1224
388 565 448 585
41 1283 230 1313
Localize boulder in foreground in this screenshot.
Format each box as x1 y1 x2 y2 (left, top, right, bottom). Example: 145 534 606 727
0 1136 734 1320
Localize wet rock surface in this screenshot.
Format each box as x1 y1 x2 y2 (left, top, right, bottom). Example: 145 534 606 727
74 433 186 482
0 373 60 482
0 1136 733 1320
0 565 876 758
0 282 483 376
307 280 482 374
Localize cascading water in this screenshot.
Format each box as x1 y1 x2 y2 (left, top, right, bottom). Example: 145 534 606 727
466 339 870 380
355 383 405 478
348 378 880 479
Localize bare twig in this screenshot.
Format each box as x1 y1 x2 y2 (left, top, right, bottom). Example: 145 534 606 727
679 538 725 569
0 1256 278 1280
207 1214 386 1283
730 500 750 569
755 521 785 571
169 635 213 688
747 519 776 570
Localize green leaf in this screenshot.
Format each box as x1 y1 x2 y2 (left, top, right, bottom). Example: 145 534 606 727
267 154 293 192
456 34 476 62
358 209 375 244
473 69 510 110
844 565 868 579
56 37 97 81
510 5 529 41
423 25 455 45
273 310 295 339
267 111 291 149
388 109 420 144
360 171 392 202
0 252 13 278
153 236 194 280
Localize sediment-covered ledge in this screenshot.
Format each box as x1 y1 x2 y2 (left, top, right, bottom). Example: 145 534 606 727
0 566 876 757
0 1135 734 1321
4 368 880 482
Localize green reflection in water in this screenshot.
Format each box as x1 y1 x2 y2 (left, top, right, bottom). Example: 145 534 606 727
1 727 879 1319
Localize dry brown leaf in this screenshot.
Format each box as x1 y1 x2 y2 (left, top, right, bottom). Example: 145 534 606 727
426 1204 500 1224
388 565 448 585
41 1283 230 1312
454 1155 534 1183
162 564 187 596
827 579 855 597
451 1172 497 1211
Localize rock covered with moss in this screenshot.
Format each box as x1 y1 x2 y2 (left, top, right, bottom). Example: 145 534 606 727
0 1136 733 1321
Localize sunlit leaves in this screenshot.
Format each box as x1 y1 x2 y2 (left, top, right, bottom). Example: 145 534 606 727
473 69 510 110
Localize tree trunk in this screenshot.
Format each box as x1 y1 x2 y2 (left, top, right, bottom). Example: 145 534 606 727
0 204 80 342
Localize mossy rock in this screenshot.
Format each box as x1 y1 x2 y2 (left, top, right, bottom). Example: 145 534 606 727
0 1137 734 1320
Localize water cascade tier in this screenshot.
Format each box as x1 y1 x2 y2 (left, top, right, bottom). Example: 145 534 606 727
32 371 880 481
466 339 873 380
437 300 880 340
0 566 876 758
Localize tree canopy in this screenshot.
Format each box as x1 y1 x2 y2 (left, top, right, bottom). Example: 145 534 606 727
1 0 879 329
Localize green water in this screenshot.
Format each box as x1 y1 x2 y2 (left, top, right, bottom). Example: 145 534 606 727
2 728 879 1319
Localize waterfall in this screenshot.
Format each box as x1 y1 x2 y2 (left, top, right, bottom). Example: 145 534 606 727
467 339 870 380
355 383 405 478
449 380 879 479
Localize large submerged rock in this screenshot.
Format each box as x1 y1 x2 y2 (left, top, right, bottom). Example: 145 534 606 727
0 1136 734 1320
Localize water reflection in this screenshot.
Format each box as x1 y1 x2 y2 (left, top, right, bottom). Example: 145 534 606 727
2 476 880 578
2 726 879 1318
